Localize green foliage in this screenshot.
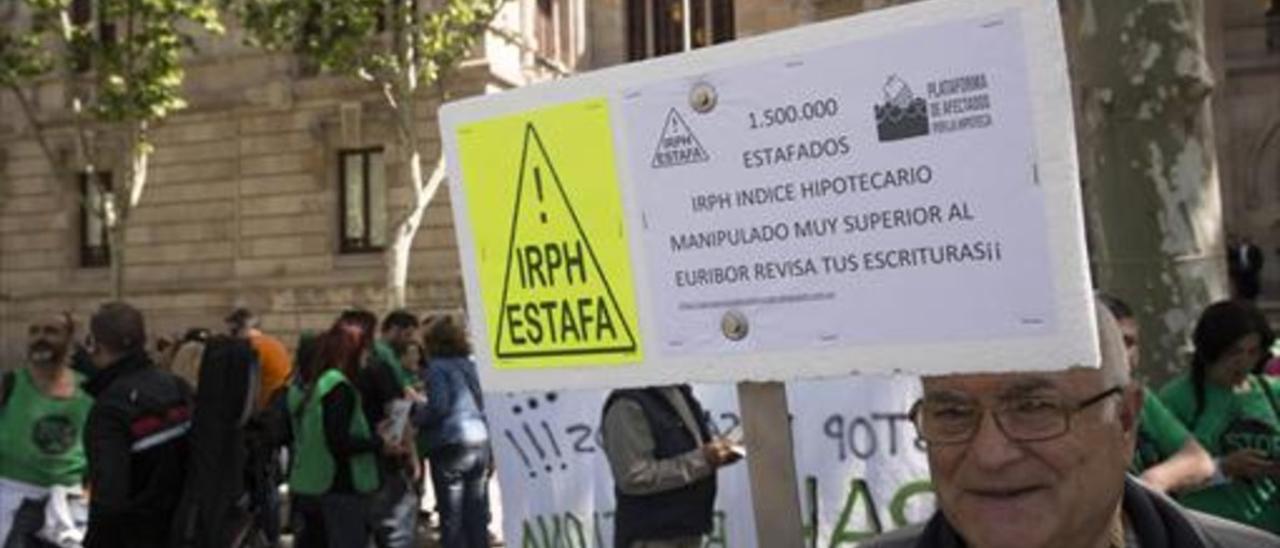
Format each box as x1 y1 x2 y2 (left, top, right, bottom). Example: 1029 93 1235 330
234 0 504 91
239 0 383 76
0 2 54 87
420 0 503 88
1 0 224 127
0 32 50 86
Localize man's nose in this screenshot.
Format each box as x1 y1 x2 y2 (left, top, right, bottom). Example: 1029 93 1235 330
967 412 1025 470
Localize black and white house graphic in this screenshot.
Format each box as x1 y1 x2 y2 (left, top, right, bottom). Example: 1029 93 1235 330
874 75 930 142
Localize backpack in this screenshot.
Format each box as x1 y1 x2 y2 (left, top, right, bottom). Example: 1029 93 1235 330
171 335 262 548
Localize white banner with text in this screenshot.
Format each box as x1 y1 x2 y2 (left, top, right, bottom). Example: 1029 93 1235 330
489 377 933 547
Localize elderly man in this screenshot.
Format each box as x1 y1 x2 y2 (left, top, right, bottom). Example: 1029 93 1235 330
866 303 1277 548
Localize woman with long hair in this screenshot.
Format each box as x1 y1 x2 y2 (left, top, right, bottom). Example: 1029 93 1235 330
414 314 492 548
1159 300 1280 533
288 315 409 547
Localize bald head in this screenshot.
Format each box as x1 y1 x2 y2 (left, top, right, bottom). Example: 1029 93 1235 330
1094 298 1130 388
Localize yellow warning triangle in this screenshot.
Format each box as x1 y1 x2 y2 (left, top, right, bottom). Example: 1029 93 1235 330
494 123 639 359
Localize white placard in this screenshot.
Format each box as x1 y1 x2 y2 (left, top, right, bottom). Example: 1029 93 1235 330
441 0 1096 392
488 378 934 547
488 385 759 548
624 12 1052 356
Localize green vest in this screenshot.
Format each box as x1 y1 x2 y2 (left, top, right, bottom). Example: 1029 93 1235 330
287 369 379 495
0 368 93 487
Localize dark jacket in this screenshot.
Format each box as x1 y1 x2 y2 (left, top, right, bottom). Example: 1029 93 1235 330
171 336 261 548
83 351 194 548
604 386 716 548
357 343 408 475
322 381 383 493
863 476 1280 548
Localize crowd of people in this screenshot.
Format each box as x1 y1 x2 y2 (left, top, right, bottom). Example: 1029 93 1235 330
597 296 1280 548
0 302 494 548
1100 296 1280 536
4 293 1280 548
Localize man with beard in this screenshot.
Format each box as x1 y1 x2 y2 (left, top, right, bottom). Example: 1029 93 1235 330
0 313 94 546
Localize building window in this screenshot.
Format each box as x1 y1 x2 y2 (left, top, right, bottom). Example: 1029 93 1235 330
70 0 117 73
536 0 556 59
627 0 734 61
80 171 110 268
339 148 388 253
534 0 574 66
1268 0 1280 53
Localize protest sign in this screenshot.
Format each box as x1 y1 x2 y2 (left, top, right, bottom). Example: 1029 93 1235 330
442 0 1092 392
488 377 931 547
455 99 642 369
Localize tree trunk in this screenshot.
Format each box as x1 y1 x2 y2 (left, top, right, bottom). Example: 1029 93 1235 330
1066 0 1228 383
107 125 151 301
107 221 126 300
384 149 446 311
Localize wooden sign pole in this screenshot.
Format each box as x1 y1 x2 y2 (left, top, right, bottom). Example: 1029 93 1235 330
737 381 806 547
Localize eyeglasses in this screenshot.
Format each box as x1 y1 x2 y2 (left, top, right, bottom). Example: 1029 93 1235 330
909 386 1124 445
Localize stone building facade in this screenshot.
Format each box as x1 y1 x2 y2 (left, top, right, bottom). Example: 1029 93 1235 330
2 0 1275 360
0 1 565 360
1221 0 1280 298
0 0 864 360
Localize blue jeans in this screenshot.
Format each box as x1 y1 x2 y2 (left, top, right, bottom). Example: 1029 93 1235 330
428 444 491 548
371 469 418 548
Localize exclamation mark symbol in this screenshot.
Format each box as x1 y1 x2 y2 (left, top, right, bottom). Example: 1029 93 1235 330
504 429 536 478
534 166 547 224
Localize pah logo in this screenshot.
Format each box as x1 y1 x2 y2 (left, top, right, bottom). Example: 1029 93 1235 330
874 75 930 142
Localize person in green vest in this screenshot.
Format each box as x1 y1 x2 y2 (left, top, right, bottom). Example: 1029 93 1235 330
0 313 93 546
289 314 411 548
1159 299 1280 534
1097 294 1215 493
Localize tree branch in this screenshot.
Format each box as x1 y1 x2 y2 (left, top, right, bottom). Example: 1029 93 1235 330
5 83 71 182
125 121 148 212
52 7 101 175
415 146 447 212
